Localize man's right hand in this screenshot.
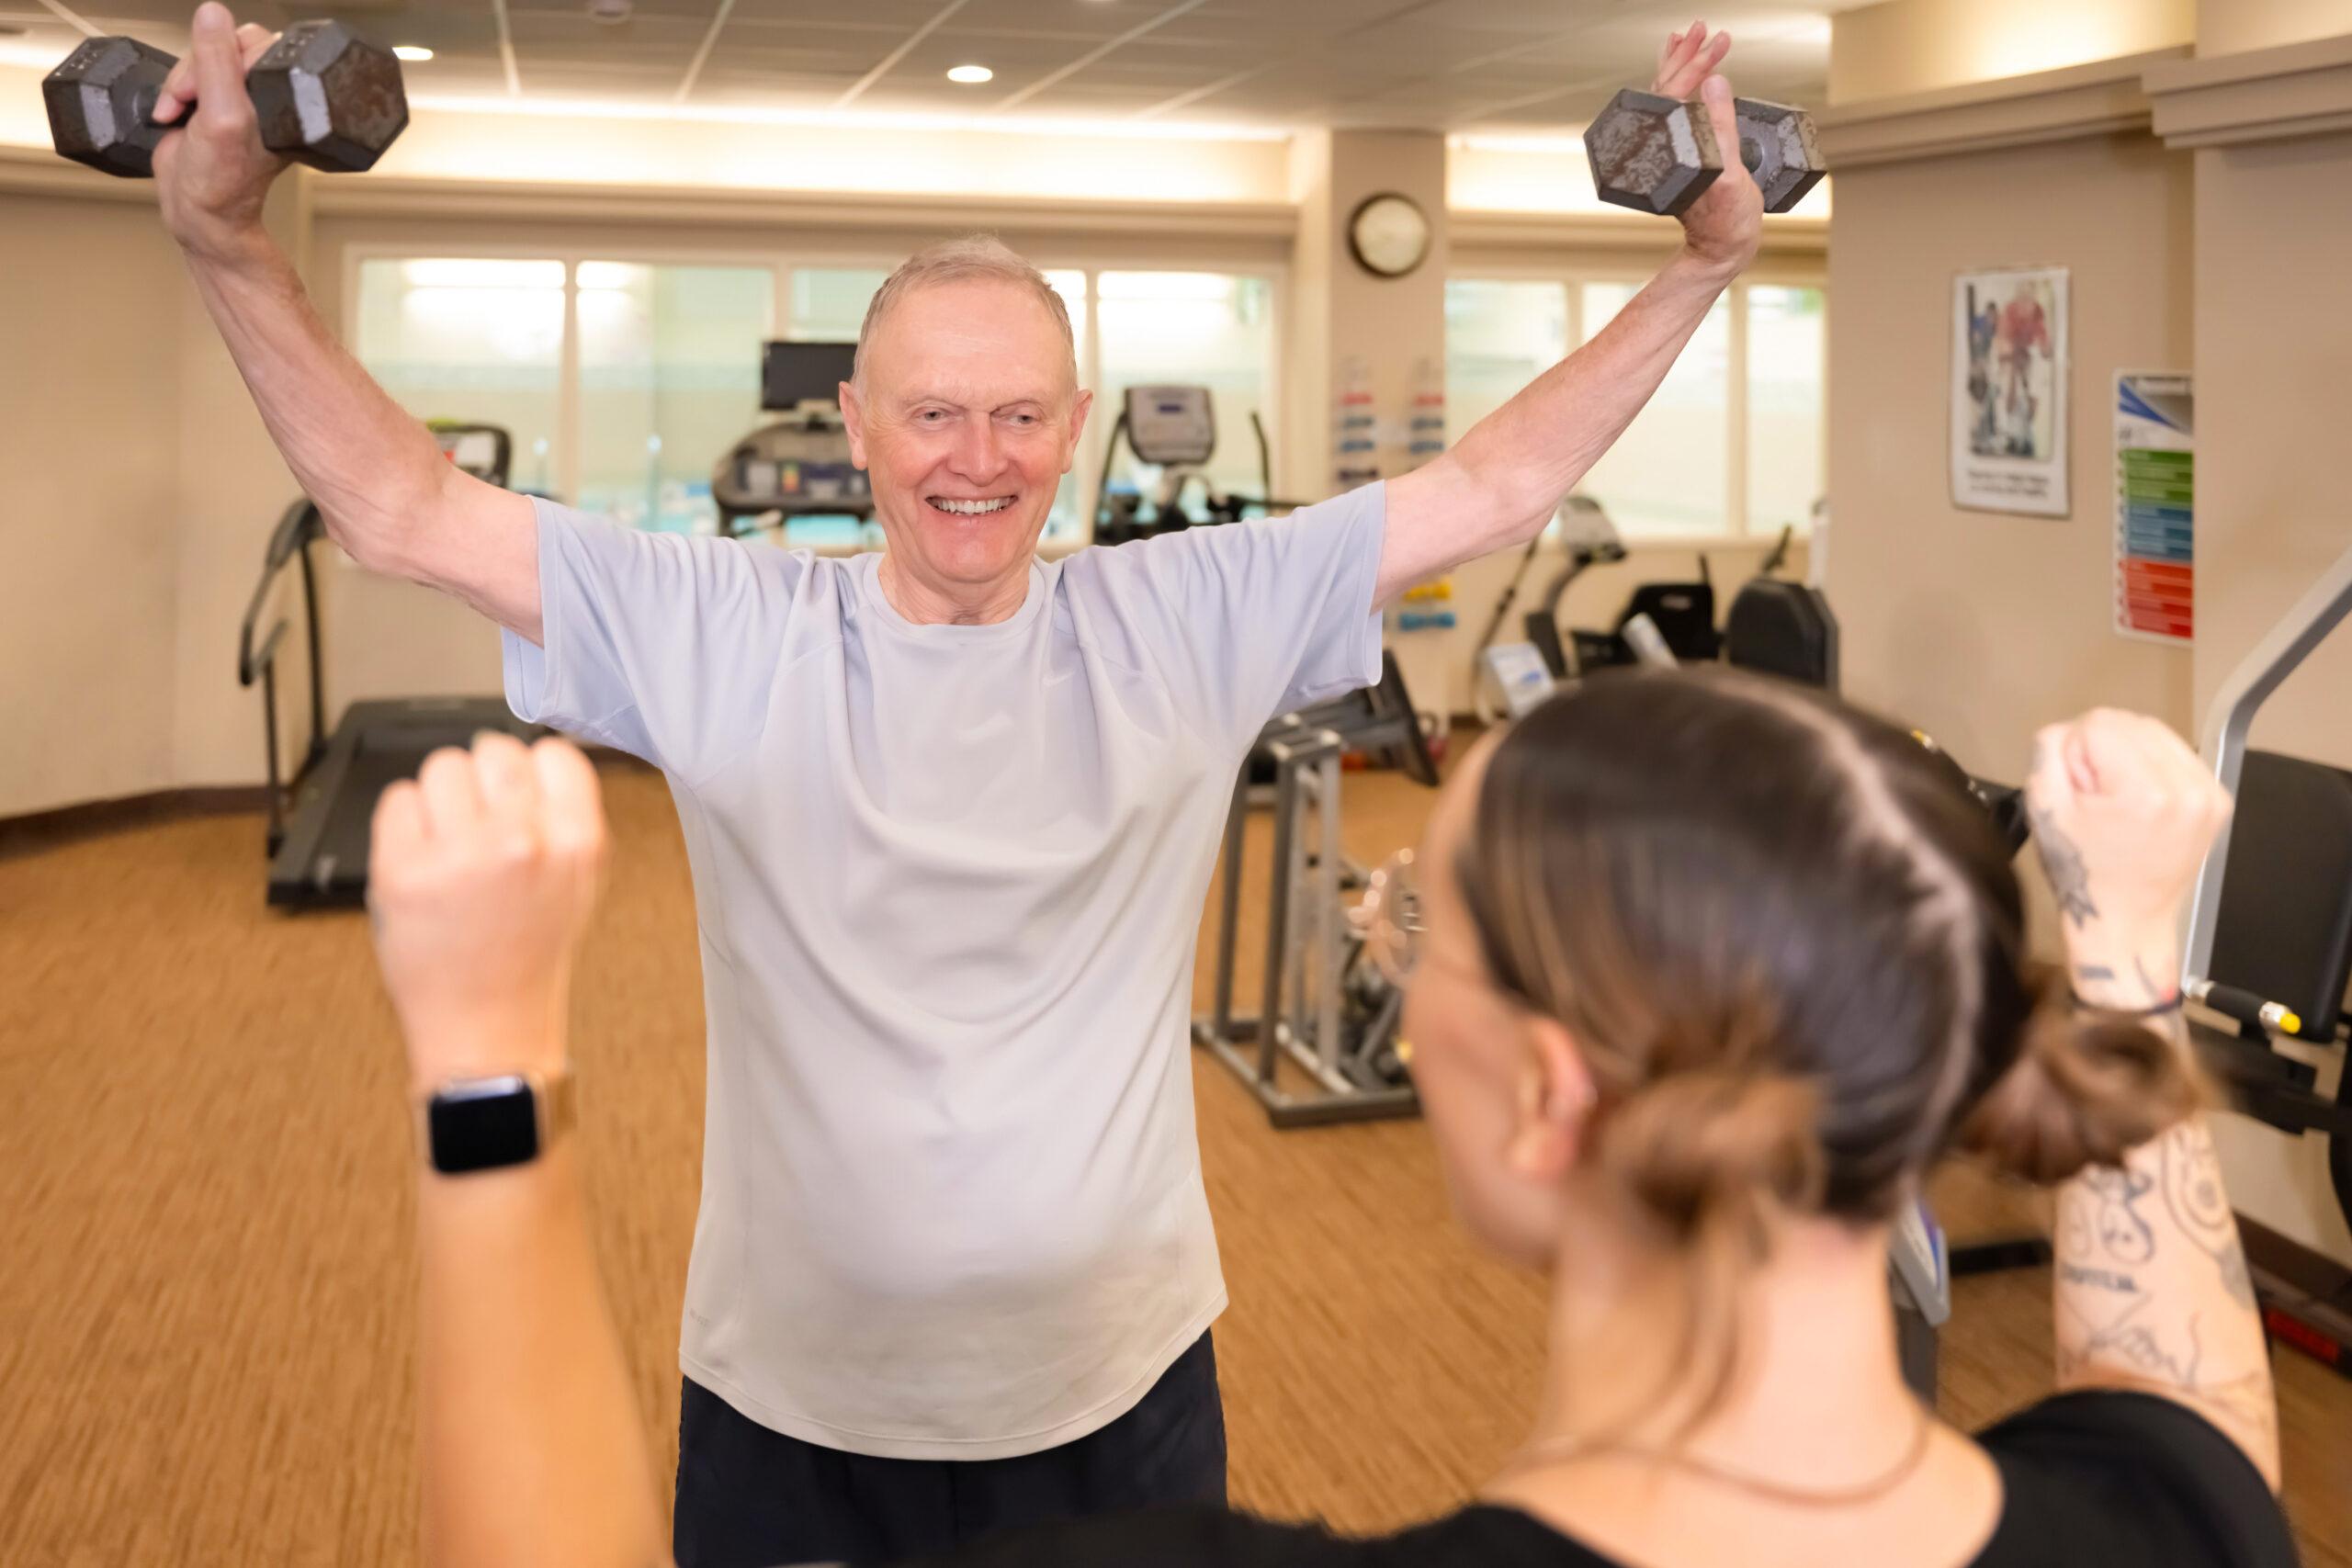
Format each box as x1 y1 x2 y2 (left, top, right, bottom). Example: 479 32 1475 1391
150 3 289 262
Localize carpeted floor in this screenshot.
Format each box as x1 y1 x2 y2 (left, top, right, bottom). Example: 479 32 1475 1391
2 757 2345 1566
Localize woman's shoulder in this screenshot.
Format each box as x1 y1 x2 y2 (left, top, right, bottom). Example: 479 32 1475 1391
1970 1390 2298 1568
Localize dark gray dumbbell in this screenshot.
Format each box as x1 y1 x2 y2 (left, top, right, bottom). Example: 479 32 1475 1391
1585 87 1825 217
43 19 408 180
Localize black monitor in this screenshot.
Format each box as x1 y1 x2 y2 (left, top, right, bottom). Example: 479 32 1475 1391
762 341 858 412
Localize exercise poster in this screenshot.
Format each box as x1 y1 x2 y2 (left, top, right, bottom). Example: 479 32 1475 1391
1951 267 2069 516
2114 372 2193 642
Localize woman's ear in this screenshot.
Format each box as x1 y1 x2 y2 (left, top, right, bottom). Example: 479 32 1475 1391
1505 1014 1596 1180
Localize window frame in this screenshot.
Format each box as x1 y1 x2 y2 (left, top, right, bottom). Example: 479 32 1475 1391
1442 260 1827 543
346 243 1290 547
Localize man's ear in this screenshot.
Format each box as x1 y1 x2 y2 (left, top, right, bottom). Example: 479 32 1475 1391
1063 388 1094 475
1505 1013 1597 1181
839 379 869 469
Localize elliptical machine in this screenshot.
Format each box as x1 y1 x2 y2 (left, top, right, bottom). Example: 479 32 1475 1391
1090 385 1310 545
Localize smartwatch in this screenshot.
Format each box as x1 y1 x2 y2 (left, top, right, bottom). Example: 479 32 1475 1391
420 1067 576 1175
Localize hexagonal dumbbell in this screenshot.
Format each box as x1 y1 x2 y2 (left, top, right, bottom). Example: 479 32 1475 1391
1731 97 1826 213
43 18 408 180
1584 86 1825 217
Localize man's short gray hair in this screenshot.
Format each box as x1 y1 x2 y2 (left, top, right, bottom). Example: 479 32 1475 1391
853 234 1077 391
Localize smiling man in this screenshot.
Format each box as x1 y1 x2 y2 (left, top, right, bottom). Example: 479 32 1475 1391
146 5 1756 1563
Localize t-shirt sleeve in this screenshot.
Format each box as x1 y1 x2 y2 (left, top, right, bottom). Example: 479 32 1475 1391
501 498 808 782
1072 484 1387 746
1975 1391 2296 1568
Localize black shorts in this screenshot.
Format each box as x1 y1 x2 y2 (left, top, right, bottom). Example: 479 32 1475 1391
673 1332 1227 1568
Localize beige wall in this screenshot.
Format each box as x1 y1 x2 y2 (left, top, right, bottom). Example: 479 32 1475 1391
2199 0 2352 55
1825 133 2196 770
0 193 183 816
1830 0 2194 101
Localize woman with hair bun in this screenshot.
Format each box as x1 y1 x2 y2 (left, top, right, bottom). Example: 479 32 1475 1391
368 671 2292 1568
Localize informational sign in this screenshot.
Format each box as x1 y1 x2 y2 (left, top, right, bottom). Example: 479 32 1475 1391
2114 372 2193 642
1951 267 2069 516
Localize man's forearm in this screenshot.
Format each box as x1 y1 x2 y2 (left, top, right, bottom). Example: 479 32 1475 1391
1379 248 1736 596
185 232 452 573
417 1068 670 1568
2053 935 2280 1486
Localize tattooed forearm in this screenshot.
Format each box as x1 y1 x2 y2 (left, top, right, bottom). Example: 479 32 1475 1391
2160 1122 2258 1309
2055 1299 2271 1436
2058 1262 2139 1292
2030 808 2100 927
2067 1167 2157 1264
2052 1118 2277 1481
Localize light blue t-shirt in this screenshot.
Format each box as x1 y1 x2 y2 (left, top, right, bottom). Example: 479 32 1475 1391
503 488 1386 1460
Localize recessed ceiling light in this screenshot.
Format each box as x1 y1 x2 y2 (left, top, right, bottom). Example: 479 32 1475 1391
393 45 435 62
946 64 994 85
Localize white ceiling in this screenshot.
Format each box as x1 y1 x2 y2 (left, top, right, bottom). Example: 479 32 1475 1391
6 0 1871 133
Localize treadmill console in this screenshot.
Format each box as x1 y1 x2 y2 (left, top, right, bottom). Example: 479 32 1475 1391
712 410 873 535
1125 386 1216 466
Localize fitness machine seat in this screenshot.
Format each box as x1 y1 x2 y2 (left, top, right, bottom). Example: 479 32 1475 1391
1616 580 1717 663
2196 751 2352 1139
1724 578 1840 690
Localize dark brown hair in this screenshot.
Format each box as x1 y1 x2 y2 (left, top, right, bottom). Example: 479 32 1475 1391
1455 668 2200 1415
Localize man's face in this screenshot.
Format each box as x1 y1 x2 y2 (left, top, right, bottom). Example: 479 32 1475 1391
841 278 1091 598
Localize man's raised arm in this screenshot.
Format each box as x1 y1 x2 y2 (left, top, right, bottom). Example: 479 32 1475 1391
153 5 541 640
1378 26 1759 604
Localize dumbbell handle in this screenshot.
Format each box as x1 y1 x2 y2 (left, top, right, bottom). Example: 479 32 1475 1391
83 31 288 130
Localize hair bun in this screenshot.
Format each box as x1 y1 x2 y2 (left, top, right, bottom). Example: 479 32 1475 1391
1598 1071 1826 1249
1957 1005 2206 1184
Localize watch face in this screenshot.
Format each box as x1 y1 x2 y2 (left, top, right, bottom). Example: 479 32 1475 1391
428 1077 543 1174
1350 193 1430 278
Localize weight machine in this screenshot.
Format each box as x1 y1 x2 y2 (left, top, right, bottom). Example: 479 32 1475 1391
1193 655 1439 1127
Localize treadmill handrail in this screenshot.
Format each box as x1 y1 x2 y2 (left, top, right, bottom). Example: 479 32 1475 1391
2186 535 2352 978
237 500 322 688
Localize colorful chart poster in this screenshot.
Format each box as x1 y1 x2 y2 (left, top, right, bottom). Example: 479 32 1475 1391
2114 372 2193 642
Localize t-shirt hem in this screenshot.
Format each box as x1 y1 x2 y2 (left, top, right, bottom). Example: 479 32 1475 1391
678 1287 1228 1462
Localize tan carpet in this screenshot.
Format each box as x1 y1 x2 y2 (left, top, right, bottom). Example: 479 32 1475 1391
1 760 2344 1566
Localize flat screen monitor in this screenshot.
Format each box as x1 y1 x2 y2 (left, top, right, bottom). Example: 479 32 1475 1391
763 341 858 412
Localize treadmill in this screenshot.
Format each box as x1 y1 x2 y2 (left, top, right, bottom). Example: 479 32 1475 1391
234 422 540 908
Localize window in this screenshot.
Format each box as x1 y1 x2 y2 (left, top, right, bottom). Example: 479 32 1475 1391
577 263 773 535
1443 279 1567 438
1747 286 1826 539
788 267 889 343
1444 274 1825 539
1094 271 1279 525
354 258 563 495
1577 282 1730 538
353 255 1279 547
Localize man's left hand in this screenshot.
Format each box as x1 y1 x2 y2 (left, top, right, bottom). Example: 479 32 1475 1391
1652 23 1762 277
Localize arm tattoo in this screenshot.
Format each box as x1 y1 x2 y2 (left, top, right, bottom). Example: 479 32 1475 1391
2055 1297 2277 1439
2031 808 2100 927
2160 1122 2258 1308
2071 1167 2157 1264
